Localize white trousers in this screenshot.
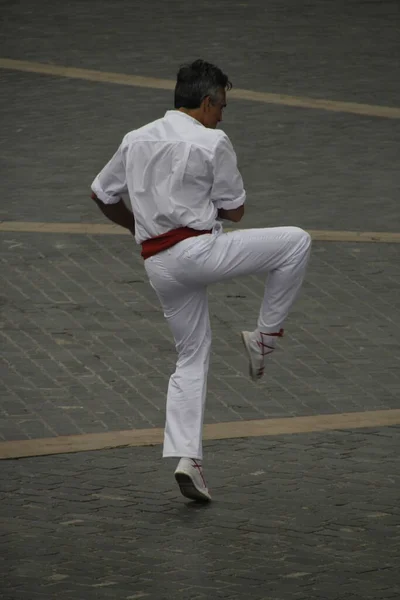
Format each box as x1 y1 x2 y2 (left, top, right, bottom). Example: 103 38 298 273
144 225 311 460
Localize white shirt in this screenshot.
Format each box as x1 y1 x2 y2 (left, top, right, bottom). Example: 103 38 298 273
91 110 246 244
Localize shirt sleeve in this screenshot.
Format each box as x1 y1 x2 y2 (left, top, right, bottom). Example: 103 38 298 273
91 139 128 205
210 133 246 210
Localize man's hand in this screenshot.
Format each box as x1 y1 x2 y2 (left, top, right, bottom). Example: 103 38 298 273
91 193 135 234
217 205 244 223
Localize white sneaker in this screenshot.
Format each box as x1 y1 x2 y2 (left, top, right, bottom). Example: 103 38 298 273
241 329 283 381
174 458 211 502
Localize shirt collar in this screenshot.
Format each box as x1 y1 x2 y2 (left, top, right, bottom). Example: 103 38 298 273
165 110 204 127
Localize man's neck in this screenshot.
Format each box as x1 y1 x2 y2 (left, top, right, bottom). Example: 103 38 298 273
178 107 204 126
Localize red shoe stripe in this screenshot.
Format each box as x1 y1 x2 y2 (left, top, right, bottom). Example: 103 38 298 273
191 459 208 489
257 329 284 357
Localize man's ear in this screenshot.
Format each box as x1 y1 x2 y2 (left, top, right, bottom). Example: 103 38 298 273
200 96 210 113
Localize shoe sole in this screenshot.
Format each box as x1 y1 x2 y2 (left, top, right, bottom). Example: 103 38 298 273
241 331 260 381
174 472 211 502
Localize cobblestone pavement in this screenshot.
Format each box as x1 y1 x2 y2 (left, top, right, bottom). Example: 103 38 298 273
1 0 399 105
1 68 399 233
1 428 400 600
1 232 400 441
1 0 400 231
1 1 400 597
1 1 400 447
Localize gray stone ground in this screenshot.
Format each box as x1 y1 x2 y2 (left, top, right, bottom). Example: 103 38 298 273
1 0 400 597
1 429 400 600
0 0 400 231
1 235 400 441
1 69 400 233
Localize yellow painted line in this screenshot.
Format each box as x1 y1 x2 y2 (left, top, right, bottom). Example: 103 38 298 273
229 88 400 120
1 221 400 243
307 230 400 243
0 409 399 460
1 58 400 119
0 58 175 91
0 221 125 235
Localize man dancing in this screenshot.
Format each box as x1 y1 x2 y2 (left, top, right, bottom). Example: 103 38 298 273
91 59 311 502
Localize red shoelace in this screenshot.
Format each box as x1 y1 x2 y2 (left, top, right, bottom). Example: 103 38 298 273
256 329 284 376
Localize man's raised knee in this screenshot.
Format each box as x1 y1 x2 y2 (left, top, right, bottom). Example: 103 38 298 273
291 227 311 250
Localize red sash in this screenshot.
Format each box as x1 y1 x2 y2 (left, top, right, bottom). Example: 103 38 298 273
141 227 212 260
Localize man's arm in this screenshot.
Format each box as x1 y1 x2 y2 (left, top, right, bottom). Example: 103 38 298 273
91 193 135 234
91 138 135 233
217 205 245 222
211 134 246 223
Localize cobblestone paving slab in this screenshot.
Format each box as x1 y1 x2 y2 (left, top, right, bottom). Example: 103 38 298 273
1 233 400 441
1 428 400 599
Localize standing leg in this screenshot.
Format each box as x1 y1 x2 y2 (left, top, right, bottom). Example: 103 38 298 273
159 286 213 501
162 287 211 461
145 253 212 501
